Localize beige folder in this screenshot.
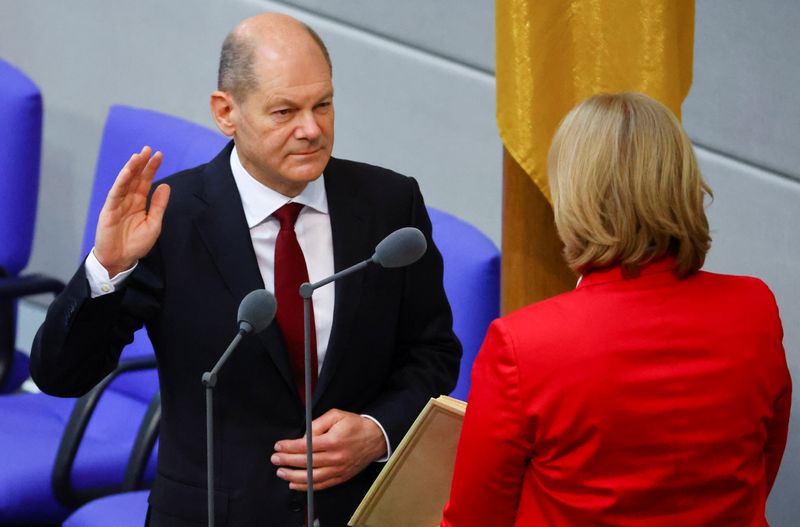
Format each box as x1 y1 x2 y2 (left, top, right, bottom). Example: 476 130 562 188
349 395 467 527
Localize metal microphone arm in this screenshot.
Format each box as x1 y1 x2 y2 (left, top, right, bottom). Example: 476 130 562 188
298 256 373 527
296 227 426 527
202 327 247 527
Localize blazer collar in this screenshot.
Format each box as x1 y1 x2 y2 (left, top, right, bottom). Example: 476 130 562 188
313 157 372 406
191 149 373 408
577 256 679 289
192 141 297 400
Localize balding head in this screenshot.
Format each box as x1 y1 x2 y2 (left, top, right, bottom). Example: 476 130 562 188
218 13 332 102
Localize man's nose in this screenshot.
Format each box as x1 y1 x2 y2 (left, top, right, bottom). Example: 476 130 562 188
294 111 322 141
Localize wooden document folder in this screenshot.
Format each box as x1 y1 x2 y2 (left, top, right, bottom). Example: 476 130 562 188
349 395 467 527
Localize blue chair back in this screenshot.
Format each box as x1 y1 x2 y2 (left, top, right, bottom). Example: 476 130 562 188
0 106 228 524
428 208 500 400
0 58 43 392
85 106 228 402
0 58 42 276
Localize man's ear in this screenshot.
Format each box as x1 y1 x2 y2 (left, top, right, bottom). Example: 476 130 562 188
210 91 237 137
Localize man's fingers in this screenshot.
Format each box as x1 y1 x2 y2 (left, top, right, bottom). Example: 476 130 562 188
276 466 340 487
147 183 171 226
271 450 342 469
107 147 153 201
106 154 140 200
310 409 344 436
273 429 336 455
274 437 307 454
138 150 164 190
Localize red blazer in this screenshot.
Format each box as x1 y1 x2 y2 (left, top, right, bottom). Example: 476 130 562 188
442 259 791 527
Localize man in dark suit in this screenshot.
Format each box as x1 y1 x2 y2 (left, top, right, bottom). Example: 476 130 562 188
30 12 460 527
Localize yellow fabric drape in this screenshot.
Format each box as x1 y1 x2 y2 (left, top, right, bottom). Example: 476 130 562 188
496 0 695 201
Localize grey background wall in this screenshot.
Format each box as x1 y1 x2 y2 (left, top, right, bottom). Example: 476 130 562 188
1 0 797 524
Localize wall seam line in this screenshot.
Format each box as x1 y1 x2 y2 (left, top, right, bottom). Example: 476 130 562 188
693 142 800 185
269 0 496 79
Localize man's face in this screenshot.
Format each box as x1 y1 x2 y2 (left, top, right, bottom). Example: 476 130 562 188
229 44 334 196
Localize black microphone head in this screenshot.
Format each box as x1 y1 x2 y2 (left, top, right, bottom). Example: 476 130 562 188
238 289 277 335
372 227 427 268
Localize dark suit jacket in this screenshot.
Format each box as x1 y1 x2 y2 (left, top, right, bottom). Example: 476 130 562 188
31 142 461 526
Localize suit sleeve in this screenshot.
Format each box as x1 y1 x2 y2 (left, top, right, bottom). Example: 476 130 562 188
765 382 791 493
763 289 792 494
441 319 532 527
29 245 163 397
361 177 462 449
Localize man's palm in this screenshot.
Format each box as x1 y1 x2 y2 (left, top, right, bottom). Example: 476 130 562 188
94 146 170 276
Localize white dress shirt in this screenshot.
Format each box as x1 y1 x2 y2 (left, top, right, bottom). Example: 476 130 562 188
85 146 391 465
229 146 335 371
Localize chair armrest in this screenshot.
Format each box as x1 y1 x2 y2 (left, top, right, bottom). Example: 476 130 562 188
0 273 65 299
0 273 65 389
122 391 161 492
52 358 158 508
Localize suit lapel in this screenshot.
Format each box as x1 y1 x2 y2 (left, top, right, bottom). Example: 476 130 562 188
192 142 296 397
314 158 371 406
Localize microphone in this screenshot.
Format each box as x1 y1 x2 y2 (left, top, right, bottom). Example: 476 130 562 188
203 289 276 527
372 227 428 268
299 227 427 297
237 289 278 335
298 227 427 527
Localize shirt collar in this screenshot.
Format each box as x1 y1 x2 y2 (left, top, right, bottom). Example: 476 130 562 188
230 145 329 229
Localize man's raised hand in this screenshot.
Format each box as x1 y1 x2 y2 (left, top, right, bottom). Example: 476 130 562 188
94 146 170 277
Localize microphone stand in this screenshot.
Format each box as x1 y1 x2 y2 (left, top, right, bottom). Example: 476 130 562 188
299 258 372 527
201 327 248 527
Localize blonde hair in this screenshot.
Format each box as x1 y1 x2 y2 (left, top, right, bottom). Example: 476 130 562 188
548 92 712 278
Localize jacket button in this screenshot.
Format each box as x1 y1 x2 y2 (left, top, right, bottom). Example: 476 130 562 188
289 496 303 513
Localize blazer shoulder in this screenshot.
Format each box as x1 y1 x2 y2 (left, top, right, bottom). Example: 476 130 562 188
155 163 208 196
500 288 583 339
326 157 415 192
696 270 782 328
153 142 232 199
695 270 778 308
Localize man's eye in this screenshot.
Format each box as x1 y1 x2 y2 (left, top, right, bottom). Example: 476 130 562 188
274 109 292 116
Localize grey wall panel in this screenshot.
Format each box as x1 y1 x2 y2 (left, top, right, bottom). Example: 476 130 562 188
698 147 799 526
313 20 501 245
684 1 800 181
274 0 495 73
0 0 500 283
0 0 255 279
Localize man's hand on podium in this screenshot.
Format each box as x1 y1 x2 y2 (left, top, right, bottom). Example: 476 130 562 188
272 408 387 491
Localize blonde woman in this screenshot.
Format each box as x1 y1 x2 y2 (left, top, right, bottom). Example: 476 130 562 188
442 93 791 526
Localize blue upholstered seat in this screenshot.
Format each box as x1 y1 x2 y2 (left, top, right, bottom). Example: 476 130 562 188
428 208 500 401
0 105 228 524
63 490 150 527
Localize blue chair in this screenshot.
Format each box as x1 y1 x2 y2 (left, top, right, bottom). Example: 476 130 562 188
428 208 500 400
0 58 63 393
0 105 228 524
63 393 160 527
65 490 151 527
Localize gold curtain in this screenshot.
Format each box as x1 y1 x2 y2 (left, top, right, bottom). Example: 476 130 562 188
496 0 695 201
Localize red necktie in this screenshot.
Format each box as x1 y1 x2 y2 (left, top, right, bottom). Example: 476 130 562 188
273 203 318 403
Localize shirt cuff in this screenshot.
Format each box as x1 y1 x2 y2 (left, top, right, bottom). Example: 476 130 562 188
85 248 137 298
361 414 392 463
